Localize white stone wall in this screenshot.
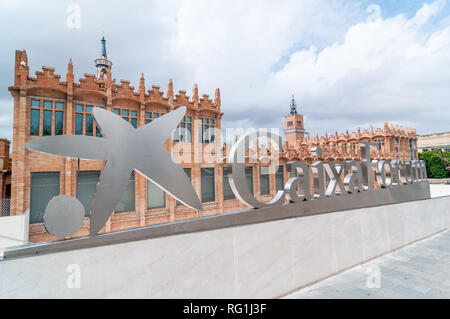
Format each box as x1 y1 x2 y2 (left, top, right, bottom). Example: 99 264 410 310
0 197 449 298
0 210 29 257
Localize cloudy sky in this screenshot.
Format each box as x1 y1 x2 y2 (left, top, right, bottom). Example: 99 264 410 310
1 0 449 143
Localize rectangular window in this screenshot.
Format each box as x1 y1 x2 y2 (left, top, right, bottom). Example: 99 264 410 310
75 113 83 135
199 117 215 144
275 166 284 191
30 172 60 224
115 171 135 213
223 167 235 200
259 166 270 195
76 171 100 217
147 179 166 209
145 112 152 124
43 110 52 136
409 140 413 160
201 167 215 203
55 111 64 135
173 115 192 143
176 168 192 205
246 166 254 195
76 103 103 137
30 99 64 137
117 108 138 127
30 109 40 136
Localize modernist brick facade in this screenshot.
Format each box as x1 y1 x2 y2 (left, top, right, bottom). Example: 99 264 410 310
8 46 418 243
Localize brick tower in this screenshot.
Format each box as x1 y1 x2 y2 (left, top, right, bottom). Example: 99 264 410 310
284 95 305 148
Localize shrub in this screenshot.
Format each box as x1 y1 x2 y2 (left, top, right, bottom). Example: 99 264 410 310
418 150 450 179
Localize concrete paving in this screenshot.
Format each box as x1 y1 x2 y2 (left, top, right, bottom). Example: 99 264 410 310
284 230 450 299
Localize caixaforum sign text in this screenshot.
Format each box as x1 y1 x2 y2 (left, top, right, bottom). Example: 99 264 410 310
227 130 428 209
24 107 429 239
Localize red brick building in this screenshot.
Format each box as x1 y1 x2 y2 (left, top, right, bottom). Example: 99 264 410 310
8 39 418 242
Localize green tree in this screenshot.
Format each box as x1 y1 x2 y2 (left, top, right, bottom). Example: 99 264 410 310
418 150 450 179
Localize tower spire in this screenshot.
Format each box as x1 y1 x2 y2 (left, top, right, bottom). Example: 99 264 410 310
289 94 297 115
95 36 112 80
101 36 107 59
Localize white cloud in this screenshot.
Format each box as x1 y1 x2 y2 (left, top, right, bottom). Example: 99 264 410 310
165 0 450 137
0 0 449 145
264 0 450 136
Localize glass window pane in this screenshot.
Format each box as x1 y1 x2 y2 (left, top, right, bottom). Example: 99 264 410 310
76 171 100 217
122 117 130 122
43 110 52 136
145 112 152 118
113 108 120 115
85 114 93 136
180 123 185 142
153 113 159 119
131 110 137 117
115 171 135 212
187 116 192 122
210 128 215 143
145 119 151 124
223 167 235 200
201 168 215 203
75 104 84 112
131 118 137 128
204 126 209 143
173 127 179 142
43 101 52 108
86 105 93 113
75 113 83 135
210 119 215 125
246 166 254 195
176 168 191 205
31 99 40 107
147 179 165 209
122 109 129 116
96 126 102 137
30 109 40 136
55 111 64 135
30 172 60 224
55 102 64 110
260 166 270 195
276 166 284 191
187 123 192 142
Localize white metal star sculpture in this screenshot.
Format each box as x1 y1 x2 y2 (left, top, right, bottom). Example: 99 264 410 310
26 106 202 236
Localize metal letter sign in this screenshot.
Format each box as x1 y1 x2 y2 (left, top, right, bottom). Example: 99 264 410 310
227 131 429 210
25 110 430 240
26 107 201 237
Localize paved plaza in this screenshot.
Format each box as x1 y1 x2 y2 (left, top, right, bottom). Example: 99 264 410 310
284 230 450 299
